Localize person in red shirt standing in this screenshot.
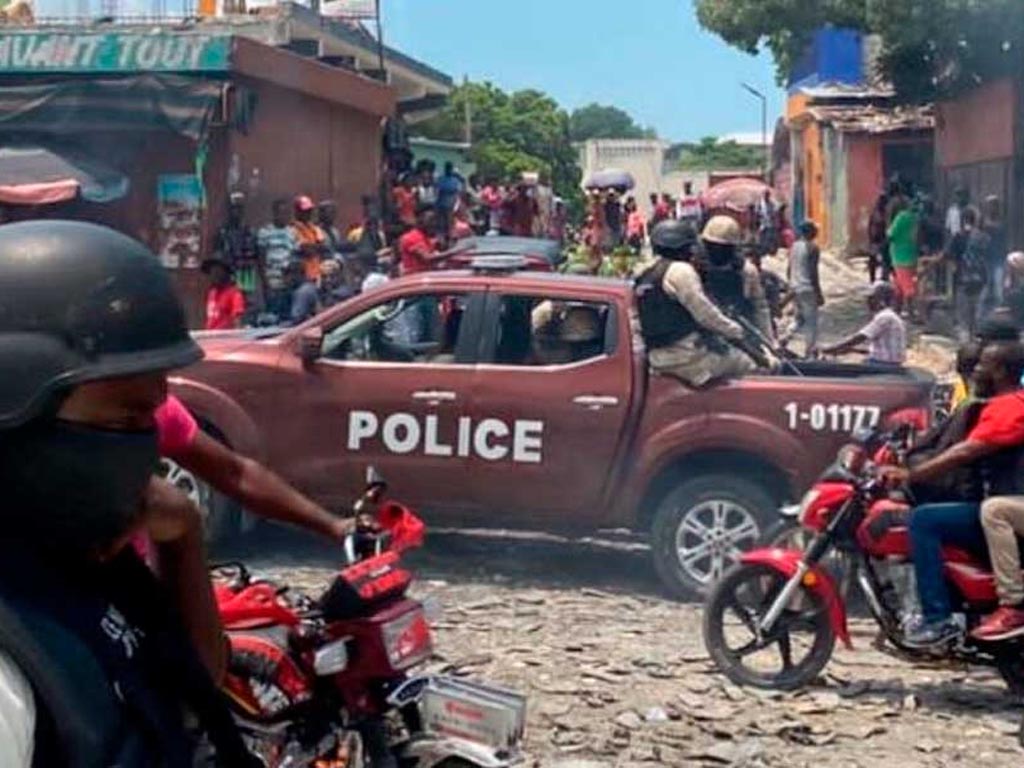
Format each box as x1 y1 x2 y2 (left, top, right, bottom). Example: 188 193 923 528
509 183 540 238
202 257 245 330
398 205 444 276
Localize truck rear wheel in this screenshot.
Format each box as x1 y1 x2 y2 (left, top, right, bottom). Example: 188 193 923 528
651 473 776 598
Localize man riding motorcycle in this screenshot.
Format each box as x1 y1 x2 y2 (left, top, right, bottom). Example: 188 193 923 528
0 221 257 767
883 339 1024 647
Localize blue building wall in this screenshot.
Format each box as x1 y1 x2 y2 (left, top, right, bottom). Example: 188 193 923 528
788 28 864 92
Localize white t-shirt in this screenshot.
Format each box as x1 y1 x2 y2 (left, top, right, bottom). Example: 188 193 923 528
945 204 963 237
860 307 906 364
0 651 34 768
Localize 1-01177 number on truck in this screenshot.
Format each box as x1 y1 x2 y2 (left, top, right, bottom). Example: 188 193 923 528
783 402 882 433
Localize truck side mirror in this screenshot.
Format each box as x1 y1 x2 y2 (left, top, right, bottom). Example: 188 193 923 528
294 327 323 368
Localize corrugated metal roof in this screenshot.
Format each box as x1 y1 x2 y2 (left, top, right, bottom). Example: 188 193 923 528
807 103 934 134
796 82 895 100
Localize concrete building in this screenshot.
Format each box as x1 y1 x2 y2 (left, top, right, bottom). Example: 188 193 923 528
409 136 475 179
0 6 451 325
577 138 670 214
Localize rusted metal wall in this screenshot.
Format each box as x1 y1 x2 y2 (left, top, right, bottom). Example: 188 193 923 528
845 135 883 255
226 76 382 234
822 126 848 250
936 78 1015 168
936 76 1021 249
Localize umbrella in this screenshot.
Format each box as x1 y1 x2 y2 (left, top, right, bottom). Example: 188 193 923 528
583 168 636 191
702 177 776 211
0 145 129 205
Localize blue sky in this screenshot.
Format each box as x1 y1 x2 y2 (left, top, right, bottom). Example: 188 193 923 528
383 0 785 143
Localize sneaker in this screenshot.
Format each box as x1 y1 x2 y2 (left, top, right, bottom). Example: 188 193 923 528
971 606 1024 642
903 616 961 648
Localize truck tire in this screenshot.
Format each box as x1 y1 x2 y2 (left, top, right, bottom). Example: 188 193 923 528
651 473 776 598
158 457 241 546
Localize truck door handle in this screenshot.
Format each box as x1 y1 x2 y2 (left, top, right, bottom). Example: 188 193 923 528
412 390 457 403
572 395 619 410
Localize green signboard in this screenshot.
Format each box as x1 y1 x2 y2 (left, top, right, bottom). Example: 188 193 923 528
0 32 232 73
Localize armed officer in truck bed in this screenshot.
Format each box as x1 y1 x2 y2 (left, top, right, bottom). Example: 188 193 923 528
635 217 774 387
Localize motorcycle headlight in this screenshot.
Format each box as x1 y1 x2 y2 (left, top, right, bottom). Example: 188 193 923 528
381 607 432 670
313 637 351 676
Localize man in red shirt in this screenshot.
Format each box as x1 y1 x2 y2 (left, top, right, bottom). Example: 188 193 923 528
202 257 245 330
398 206 443 275
884 340 1024 647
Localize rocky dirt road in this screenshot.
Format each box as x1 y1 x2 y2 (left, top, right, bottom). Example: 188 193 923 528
225 526 1023 768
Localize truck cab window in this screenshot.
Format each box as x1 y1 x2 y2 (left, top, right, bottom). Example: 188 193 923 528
492 295 611 366
321 293 468 364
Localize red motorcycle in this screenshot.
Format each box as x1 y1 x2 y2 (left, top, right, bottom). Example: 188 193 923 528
211 469 527 768
702 427 1024 695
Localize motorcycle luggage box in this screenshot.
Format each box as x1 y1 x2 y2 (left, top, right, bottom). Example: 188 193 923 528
420 676 527 751
319 550 412 621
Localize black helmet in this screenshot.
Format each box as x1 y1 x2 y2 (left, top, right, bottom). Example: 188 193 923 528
650 220 698 257
0 220 202 429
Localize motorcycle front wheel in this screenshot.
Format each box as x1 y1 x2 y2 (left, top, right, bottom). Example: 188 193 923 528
702 562 836 690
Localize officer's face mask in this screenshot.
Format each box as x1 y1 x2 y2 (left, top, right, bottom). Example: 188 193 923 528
0 419 159 556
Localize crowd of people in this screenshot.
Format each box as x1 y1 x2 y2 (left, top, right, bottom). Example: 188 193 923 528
389 160 568 245
204 162 577 331
202 191 389 330
866 179 1012 338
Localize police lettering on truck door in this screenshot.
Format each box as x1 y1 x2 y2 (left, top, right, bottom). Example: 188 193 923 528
783 402 881 433
348 411 544 463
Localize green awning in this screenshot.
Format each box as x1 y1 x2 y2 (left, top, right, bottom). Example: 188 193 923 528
0 74 224 142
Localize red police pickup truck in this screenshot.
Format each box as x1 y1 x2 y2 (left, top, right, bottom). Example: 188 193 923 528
170 263 933 595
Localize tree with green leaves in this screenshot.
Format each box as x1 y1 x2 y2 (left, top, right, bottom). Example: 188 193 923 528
694 0 867 85
569 103 655 142
694 0 1024 102
677 137 764 171
415 81 581 202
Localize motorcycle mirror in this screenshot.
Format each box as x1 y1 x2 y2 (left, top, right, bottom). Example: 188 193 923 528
850 426 877 446
365 465 387 490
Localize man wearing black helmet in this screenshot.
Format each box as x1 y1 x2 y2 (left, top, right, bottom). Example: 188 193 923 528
635 219 768 387
0 221 257 767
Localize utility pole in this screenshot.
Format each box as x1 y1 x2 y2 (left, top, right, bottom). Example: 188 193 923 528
374 0 386 79
463 74 472 145
741 82 768 181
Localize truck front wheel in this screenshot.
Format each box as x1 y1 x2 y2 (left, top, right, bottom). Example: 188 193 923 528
651 474 776 598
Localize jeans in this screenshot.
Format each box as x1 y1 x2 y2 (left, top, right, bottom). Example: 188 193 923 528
910 502 986 622
987 262 1006 313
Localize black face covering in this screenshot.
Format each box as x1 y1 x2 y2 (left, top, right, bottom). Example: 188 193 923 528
0 419 159 555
